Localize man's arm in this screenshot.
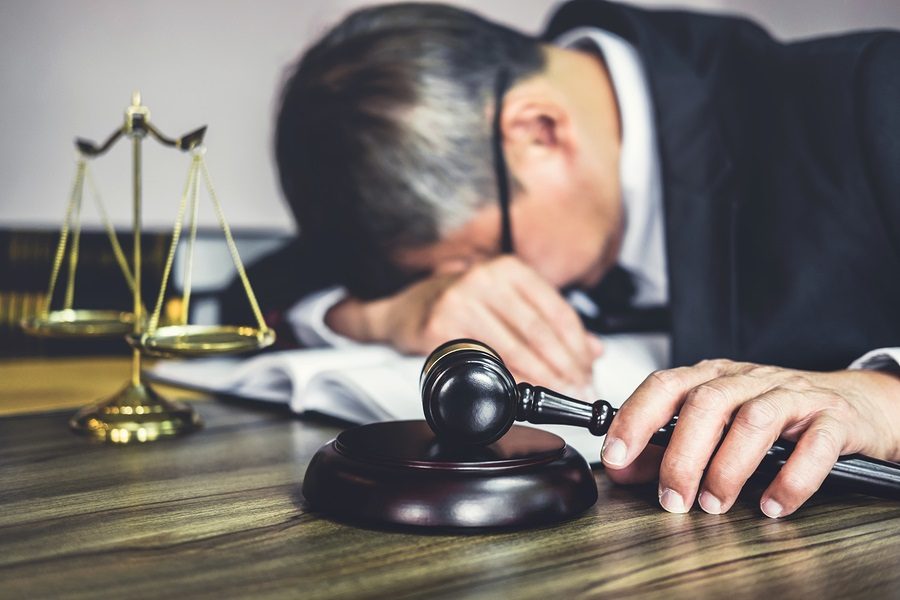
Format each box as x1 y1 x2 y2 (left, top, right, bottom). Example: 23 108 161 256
322 255 604 397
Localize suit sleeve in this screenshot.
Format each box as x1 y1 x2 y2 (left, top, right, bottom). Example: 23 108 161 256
856 32 900 250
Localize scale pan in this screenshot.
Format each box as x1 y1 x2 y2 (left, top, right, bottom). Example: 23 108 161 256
21 309 136 338
135 324 275 357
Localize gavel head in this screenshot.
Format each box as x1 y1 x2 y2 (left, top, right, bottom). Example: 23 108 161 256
420 339 519 445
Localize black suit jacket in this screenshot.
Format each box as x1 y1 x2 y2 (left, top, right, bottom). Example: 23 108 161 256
227 1 900 368
544 0 900 370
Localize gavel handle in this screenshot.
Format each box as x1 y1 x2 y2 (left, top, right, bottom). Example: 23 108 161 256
517 384 900 499
647 417 900 499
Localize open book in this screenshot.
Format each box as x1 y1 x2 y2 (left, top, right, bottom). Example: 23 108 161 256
147 334 669 464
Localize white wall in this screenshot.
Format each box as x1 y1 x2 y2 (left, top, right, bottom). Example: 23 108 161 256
2 0 899 234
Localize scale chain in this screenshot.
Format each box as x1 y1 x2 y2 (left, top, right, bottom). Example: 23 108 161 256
148 156 200 334
180 154 202 326
63 165 85 311
198 156 268 332
44 159 85 315
84 162 138 294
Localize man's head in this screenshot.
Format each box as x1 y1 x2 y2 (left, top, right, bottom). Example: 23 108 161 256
277 2 623 298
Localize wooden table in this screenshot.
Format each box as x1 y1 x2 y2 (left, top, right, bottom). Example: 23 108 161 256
1 358 899 599
0 357 205 416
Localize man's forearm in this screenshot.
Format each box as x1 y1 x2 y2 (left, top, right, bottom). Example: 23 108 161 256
324 297 381 343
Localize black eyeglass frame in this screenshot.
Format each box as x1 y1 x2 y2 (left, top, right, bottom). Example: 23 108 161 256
492 68 515 255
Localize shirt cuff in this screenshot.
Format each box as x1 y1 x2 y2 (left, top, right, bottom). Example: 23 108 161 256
286 286 360 348
848 348 900 375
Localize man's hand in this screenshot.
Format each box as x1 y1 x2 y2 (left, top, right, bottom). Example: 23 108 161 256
326 255 603 395
601 360 900 517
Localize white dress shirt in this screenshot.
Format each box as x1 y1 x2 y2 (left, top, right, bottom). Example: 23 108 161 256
286 27 899 374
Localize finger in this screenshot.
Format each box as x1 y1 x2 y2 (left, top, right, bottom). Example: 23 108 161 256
604 444 664 485
588 335 604 359
602 360 734 471
658 373 777 513
760 414 844 518
482 279 589 387
501 258 595 375
460 299 569 391
698 387 800 514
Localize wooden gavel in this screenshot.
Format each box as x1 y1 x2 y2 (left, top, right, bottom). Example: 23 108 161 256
420 339 900 499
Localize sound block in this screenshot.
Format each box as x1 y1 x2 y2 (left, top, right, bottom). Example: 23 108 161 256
302 420 598 530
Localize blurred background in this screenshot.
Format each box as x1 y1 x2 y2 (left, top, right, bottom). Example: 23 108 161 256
2 0 899 354
3 0 900 233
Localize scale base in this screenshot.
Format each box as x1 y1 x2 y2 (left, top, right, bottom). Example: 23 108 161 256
69 380 201 444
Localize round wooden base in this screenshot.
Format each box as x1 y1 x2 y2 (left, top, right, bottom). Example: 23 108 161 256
69 381 201 443
302 421 598 530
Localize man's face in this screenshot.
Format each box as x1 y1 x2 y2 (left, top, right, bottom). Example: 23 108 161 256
394 43 624 291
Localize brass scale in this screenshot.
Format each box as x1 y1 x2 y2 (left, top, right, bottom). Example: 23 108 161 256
21 92 275 443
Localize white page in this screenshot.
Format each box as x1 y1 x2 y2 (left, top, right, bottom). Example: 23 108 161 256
148 356 251 396
591 333 669 404
146 346 401 408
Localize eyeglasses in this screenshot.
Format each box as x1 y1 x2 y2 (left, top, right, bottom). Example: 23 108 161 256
492 68 515 255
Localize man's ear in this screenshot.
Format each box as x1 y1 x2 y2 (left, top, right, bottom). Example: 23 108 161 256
500 96 574 179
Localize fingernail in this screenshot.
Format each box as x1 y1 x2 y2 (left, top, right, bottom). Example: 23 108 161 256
698 491 723 514
601 437 627 467
659 488 688 513
761 498 783 518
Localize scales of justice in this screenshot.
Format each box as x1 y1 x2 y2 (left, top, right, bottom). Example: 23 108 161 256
21 92 275 444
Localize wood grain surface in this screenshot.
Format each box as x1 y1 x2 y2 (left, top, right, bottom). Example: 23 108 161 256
1 362 899 599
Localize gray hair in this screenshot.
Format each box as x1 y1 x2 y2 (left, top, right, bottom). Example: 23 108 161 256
276 3 545 297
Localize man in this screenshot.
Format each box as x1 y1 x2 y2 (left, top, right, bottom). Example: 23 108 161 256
257 1 900 517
